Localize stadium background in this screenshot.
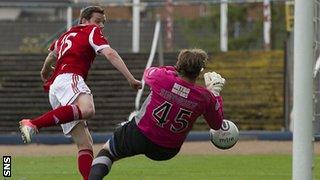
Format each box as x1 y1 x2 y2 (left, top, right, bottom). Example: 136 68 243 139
1 0 320 179
0 0 293 134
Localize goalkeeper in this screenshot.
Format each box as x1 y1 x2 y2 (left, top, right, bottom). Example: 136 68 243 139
89 49 226 180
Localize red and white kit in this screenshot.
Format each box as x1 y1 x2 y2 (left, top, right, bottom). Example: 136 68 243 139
46 24 109 134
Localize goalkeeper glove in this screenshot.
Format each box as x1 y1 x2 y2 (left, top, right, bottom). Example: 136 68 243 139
204 71 226 96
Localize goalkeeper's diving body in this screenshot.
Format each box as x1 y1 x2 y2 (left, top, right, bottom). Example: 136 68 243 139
89 49 226 180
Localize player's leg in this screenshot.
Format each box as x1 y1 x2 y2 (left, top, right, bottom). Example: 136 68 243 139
74 93 95 120
70 121 93 180
59 94 95 180
89 140 117 180
19 94 82 143
19 94 91 143
89 120 147 179
89 119 180 179
19 74 94 143
58 79 95 179
20 104 82 129
23 74 94 129
89 120 139 179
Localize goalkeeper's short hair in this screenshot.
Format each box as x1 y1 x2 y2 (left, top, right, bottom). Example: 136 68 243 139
176 48 208 79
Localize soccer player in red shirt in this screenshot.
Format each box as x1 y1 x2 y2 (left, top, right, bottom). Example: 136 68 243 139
18 6 141 180
88 49 226 179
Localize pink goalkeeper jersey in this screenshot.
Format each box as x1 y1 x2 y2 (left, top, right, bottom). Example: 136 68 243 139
135 66 224 148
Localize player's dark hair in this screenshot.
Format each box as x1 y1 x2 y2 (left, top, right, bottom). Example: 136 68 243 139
79 6 105 24
176 49 208 80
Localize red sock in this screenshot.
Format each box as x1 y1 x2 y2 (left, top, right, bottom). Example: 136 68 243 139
31 105 82 129
78 149 93 180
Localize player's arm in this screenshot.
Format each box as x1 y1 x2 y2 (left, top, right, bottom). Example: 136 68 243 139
100 47 142 90
203 95 224 130
89 26 141 89
203 71 226 129
40 51 56 82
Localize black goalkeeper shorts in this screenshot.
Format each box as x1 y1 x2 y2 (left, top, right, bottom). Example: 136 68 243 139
108 119 180 161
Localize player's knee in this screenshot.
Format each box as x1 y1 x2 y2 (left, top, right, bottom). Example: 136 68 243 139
85 106 95 119
76 93 95 119
81 105 95 119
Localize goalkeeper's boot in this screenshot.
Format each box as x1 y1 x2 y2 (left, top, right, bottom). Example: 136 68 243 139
19 119 38 143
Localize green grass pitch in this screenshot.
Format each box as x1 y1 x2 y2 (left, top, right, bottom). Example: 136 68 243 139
6 154 320 180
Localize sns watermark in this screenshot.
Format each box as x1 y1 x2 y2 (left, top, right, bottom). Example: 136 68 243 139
3 156 11 177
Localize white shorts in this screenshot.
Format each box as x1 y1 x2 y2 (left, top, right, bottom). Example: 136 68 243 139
49 73 92 135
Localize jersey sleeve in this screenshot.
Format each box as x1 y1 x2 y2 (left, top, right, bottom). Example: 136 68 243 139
89 26 110 54
144 67 162 87
144 66 176 87
203 93 224 130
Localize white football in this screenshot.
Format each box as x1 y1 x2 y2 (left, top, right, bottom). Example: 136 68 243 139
209 119 239 150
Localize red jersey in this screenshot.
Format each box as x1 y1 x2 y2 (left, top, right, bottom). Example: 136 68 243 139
43 24 109 92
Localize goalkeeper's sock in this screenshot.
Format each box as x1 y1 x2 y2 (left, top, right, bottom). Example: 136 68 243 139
30 105 82 129
78 149 93 180
89 149 115 180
